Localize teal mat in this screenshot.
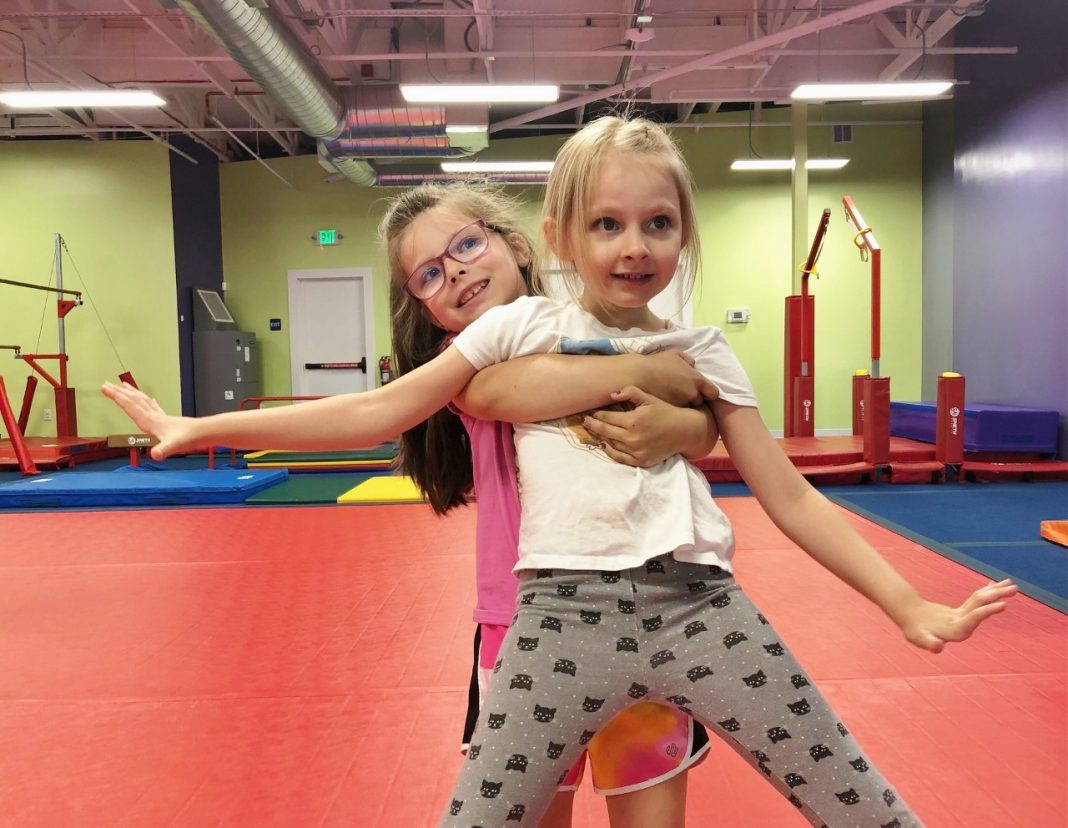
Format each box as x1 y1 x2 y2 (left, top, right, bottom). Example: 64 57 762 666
828 482 1068 612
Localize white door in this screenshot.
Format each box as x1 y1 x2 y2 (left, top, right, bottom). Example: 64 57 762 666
287 268 375 396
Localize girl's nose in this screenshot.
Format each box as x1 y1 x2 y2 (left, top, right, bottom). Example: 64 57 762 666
622 229 649 257
445 260 466 281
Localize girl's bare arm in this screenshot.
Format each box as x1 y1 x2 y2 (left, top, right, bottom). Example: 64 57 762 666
454 349 719 422
714 400 1017 652
102 346 478 460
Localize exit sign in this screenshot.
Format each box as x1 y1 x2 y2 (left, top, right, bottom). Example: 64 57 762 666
318 228 339 246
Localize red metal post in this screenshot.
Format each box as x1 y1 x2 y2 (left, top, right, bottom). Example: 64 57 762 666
784 208 830 437
842 196 882 376
18 375 38 434
0 377 39 475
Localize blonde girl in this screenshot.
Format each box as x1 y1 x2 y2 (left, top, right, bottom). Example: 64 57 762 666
105 180 722 828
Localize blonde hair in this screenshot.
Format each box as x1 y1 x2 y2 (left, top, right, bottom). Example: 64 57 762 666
538 115 701 306
378 182 539 514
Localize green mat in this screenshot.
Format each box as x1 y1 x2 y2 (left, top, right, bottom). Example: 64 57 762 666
244 473 377 504
243 445 397 463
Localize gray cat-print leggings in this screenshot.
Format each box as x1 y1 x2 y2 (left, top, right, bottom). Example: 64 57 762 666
439 555 922 827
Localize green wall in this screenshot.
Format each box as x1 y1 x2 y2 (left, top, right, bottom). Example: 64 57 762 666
0 141 178 438
0 102 922 440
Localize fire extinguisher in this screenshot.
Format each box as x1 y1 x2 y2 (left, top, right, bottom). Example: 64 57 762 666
378 355 393 385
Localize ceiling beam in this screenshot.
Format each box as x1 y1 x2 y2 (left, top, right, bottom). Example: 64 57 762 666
489 0 917 133
876 0 974 80
122 0 297 154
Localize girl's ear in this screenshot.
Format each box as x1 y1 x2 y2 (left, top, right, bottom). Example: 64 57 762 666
541 217 567 260
504 231 532 269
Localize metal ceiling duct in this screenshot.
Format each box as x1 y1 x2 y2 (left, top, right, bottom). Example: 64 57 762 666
321 86 474 159
175 1 475 184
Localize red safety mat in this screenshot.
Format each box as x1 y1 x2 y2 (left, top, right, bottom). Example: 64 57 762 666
0 503 1062 826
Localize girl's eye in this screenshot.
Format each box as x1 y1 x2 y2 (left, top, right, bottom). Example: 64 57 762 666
417 264 443 285
593 217 619 232
649 215 672 230
454 234 482 254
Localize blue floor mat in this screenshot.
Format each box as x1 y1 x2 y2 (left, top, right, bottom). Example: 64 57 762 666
0 468 288 509
828 482 1068 612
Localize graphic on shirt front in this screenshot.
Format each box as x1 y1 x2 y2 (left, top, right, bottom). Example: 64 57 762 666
552 335 670 459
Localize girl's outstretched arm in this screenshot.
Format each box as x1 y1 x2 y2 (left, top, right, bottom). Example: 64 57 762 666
101 346 478 460
454 349 719 423
714 400 1018 652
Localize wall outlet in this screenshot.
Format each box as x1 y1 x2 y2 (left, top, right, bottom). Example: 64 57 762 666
42 408 53 421
726 308 750 324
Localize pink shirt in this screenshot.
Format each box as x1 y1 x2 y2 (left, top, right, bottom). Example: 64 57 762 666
459 412 522 625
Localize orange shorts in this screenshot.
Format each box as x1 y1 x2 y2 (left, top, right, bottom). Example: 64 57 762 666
463 624 710 795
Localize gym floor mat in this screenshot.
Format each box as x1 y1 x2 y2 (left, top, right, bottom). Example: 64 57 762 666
244 473 377 505
827 482 1068 611
0 502 1060 826
242 447 397 463
336 475 425 504
0 468 287 509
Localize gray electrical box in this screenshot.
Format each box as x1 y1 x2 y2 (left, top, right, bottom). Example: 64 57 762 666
191 289 260 415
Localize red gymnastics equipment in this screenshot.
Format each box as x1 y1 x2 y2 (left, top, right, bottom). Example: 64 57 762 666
784 207 831 438
0 276 83 437
1 236 139 474
0 374 38 476
842 195 891 469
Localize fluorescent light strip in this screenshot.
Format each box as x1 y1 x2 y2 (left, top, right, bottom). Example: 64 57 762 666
401 84 559 104
0 90 166 108
441 161 555 173
445 125 488 134
730 158 849 171
791 81 953 100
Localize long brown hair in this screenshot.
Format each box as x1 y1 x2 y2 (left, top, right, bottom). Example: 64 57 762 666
380 183 540 514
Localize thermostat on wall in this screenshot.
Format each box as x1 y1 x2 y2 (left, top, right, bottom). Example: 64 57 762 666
726 308 750 324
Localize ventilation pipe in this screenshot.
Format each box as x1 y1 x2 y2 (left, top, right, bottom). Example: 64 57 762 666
175 0 375 184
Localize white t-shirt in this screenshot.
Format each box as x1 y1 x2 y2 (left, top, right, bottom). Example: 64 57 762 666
453 296 758 573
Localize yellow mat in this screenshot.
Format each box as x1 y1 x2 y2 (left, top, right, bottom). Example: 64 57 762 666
337 475 426 504
1040 520 1068 548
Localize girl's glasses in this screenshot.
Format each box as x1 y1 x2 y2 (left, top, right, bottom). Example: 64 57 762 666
404 220 501 300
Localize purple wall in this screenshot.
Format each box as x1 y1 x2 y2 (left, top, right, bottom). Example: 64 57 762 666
951 1 1068 458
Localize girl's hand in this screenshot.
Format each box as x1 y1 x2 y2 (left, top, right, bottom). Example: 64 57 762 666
101 382 192 460
640 350 721 407
582 385 717 467
899 579 1018 652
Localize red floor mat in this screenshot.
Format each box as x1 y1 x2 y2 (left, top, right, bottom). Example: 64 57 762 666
0 502 1063 827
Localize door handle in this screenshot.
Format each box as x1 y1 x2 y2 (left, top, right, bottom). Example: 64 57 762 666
304 358 367 373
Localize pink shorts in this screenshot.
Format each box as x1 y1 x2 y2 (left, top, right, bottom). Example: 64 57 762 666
464 624 710 795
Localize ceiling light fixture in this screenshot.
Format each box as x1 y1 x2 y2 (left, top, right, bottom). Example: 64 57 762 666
790 81 953 101
440 161 555 173
401 85 559 104
730 158 850 171
444 125 487 134
0 90 166 108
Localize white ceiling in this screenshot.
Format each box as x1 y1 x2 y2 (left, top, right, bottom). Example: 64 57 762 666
0 0 1012 170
